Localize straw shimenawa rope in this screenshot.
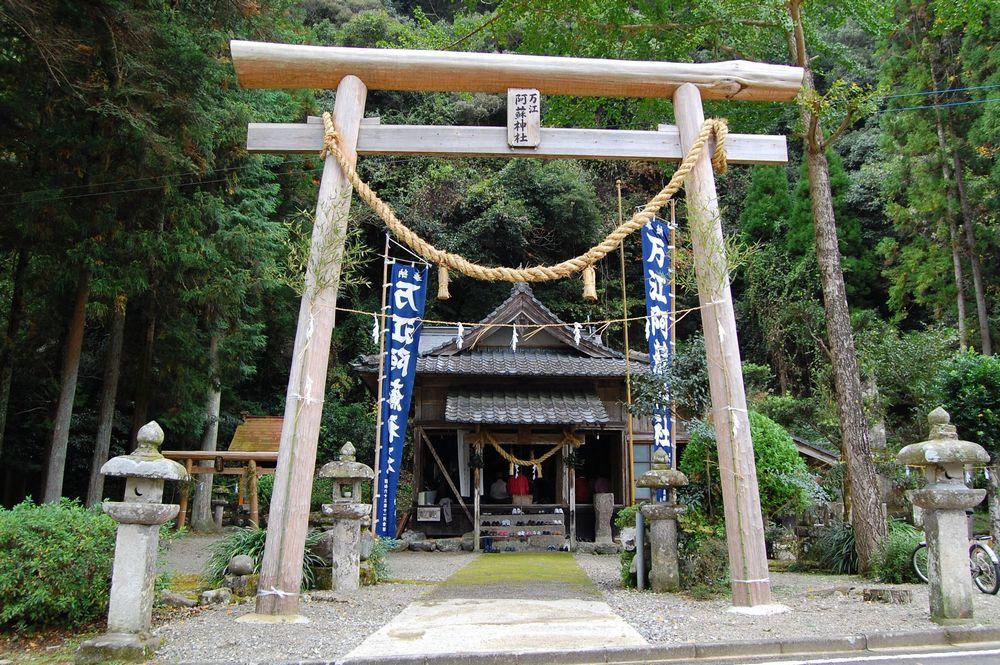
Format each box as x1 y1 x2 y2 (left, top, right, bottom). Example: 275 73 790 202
321 112 728 283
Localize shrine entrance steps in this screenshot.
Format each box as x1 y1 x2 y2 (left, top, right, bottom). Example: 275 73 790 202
340 552 646 661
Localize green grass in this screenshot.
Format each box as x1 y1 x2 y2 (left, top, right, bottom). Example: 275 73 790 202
443 552 592 587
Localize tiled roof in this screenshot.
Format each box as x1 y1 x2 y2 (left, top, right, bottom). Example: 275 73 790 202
228 416 282 453
445 390 610 425
419 349 647 377
355 348 648 377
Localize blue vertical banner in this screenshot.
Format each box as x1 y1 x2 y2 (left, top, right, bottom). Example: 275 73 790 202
641 217 673 500
375 263 428 537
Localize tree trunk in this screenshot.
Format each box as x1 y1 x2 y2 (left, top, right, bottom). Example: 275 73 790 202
947 220 968 350
86 295 127 507
926 34 991 355
951 147 991 355
190 330 222 532
42 271 90 502
0 249 28 463
129 305 156 450
931 110 968 349
788 0 886 571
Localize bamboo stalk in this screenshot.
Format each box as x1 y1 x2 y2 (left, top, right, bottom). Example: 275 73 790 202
619 180 636 504
370 235 391 534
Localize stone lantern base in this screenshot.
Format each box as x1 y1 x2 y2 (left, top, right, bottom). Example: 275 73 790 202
77 632 159 664
320 502 370 592
640 502 685 592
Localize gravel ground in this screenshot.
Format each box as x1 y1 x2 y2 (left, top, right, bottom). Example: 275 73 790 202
153 550 476 664
574 553 1000 644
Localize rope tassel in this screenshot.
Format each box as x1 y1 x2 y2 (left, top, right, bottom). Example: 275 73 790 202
437 264 451 300
582 265 598 301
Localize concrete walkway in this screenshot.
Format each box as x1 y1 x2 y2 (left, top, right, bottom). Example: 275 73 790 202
342 552 647 661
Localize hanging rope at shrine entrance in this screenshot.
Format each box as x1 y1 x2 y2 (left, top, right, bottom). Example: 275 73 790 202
321 111 728 297
470 430 584 478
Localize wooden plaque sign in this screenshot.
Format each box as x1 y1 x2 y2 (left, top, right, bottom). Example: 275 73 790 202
416 506 442 522
507 88 540 148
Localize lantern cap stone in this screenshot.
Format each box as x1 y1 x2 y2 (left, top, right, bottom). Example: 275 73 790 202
637 467 688 489
896 407 990 468
318 442 374 480
100 421 190 481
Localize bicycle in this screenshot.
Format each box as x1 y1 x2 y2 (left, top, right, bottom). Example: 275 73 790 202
911 534 1000 594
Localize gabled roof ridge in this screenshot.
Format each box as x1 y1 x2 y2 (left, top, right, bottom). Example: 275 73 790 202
422 283 621 358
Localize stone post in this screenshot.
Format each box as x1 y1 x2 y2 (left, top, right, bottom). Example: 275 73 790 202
638 449 688 593
77 422 189 664
594 493 614 544
898 407 989 624
316 442 374 592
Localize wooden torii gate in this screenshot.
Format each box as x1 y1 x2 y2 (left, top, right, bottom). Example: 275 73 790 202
230 40 804 620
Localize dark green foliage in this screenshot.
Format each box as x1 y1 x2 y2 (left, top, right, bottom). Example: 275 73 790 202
680 413 815 522
363 537 394 585
933 352 1000 456
0 499 117 630
806 522 860 575
205 527 325 589
614 502 642 530
872 520 923 584
680 537 730 599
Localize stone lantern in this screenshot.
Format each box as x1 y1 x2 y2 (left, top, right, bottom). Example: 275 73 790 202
898 407 989 624
316 442 374 592
77 421 189 664
637 449 689 592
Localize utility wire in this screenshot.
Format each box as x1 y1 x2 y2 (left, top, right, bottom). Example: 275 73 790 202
0 155 317 203
881 96 999 114
0 154 414 207
882 82 1000 100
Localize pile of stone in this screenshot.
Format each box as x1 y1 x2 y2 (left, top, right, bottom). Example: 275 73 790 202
397 530 472 552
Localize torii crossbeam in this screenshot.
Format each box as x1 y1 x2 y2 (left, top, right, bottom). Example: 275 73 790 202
230 40 804 620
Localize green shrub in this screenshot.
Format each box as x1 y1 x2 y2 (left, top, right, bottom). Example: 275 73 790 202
615 503 642 530
806 522 859 575
258 475 336 514
205 527 325 589
257 473 274 512
680 412 815 522
0 499 117 630
680 536 730 598
620 549 637 588
872 520 923 584
934 352 1000 455
362 537 393 585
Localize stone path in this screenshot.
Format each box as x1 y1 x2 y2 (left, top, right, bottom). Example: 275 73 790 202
341 552 647 661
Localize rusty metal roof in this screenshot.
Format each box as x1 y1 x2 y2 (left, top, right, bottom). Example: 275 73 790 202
228 416 283 453
445 390 610 425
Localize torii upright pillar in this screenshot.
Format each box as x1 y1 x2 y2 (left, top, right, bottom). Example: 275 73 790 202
674 83 774 608
247 75 367 620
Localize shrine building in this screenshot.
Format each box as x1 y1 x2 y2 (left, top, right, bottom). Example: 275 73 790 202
356 283 685 544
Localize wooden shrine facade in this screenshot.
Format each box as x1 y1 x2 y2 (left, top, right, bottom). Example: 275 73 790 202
356 283 687 543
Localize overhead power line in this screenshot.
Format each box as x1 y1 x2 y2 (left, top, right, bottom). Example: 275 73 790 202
881 96 1000 114
882 82 1000 100
0 155 317 203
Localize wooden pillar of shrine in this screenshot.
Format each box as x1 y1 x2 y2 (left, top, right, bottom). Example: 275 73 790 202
673 83 772 607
